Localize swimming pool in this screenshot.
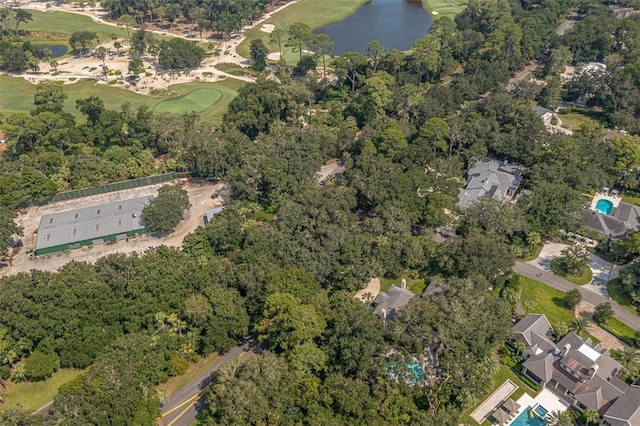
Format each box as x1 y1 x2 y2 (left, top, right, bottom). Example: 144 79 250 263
595 199 614 215
508 407 546 426
387 360 425 383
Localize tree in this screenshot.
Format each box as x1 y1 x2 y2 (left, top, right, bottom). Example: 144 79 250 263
93 46 108 68
13 9 32 35
24 350 60 381
33 81 67 114
269 28 287 65
0 205 22 257
184 293 211 327
141 184 190 233
117 14 135 41
559 244 591 276
547 410 574 426
570 316 590 335
113 40 122 54
249 39 268 71
76 96 105 125
582 408 600 425
564 289 582 311
593 302 613 324
312 33 334 77
128 57 145 77
158 38 205 70
286 22 313 63
68 31 98 57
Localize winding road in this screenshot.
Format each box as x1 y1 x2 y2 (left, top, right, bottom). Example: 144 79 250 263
514 262 640 330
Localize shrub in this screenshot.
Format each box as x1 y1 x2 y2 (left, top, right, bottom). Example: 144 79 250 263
24 350 60 381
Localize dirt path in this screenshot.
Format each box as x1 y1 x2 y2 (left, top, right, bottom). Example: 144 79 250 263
575 301 628 351
1 181 224 276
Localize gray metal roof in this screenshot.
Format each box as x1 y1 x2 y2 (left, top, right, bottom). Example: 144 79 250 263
36 196 153 250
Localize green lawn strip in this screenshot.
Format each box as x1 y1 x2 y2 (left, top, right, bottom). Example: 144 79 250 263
622 195 640 206
607 278 637 315
157 352 221 397
519 275 575 325
421 0 468 19
154 88 222 114
602 317 638 343
459 364 538 426
550 258 593 285
0 76 243 123
0 368 83 411
236 0 368 61
379 277 425 295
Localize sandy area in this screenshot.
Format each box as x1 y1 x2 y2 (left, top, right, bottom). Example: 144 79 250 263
355 277 380 301
261 24 275 33
1 181 226 276
576 301 628 351
10 0 301 93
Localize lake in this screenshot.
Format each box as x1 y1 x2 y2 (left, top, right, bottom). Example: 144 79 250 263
38 45 68 58
314 0 432 54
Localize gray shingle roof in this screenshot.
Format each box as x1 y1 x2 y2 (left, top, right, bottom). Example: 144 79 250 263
603 385 640 425
587 202 640 238
373 285 416 319
513 314 553 345
458 159 523 211
36 196 153 251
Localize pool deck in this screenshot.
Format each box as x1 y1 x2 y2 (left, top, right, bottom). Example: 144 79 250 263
508 389 570 425
590 192 621 212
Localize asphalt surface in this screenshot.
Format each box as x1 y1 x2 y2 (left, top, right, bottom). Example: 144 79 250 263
160 341 254 426
514 262 640 330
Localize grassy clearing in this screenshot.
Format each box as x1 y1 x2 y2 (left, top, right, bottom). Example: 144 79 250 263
380 277 425 295
0 368 83 411
519 276 575 325
157 352 221 397
608 279 637 314
550 258 593 285
556 112 598 131
0 76 244 123
236 0 368 61
459 364 537 426
421 0 468 19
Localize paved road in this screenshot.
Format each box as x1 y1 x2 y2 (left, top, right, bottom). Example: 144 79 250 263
160 341 254 426
514 262 640 330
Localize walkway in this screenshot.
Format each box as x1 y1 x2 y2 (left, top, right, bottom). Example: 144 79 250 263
470 379 517 424
514 262 640 330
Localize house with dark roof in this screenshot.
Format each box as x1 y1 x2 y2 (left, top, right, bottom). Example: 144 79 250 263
514 315 640 423
532 105 554 125
458 159 523 211
587 202 640 239
372 281 416 322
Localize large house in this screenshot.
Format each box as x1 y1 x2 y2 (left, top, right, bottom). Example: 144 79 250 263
458 159 523 211
514 315 640 424
587 202 640 239
372 281 416 322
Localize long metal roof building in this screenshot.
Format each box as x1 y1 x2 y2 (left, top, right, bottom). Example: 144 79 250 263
35 196 153 255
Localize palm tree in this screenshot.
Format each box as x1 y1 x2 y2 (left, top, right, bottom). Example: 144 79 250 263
618 346 639 368
514 341 527 357
546 410 574 426
583 408 599 425
570 316 590 335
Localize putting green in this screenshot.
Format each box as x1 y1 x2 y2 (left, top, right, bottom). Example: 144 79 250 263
153 88 222 114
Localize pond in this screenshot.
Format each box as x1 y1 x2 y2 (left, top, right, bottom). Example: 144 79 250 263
314 0 432 54
38 45 68 58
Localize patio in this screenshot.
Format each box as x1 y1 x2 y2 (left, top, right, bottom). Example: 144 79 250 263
507 389 570 425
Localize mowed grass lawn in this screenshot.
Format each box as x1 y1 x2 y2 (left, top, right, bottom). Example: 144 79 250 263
607 278 637 314
0 76 244 123
421 0 468 19
519 275 575 325
22 10 129 44
459 365 537 426
557 112 598 131
236 0 368 60
0 368 83 411
380 277 426 295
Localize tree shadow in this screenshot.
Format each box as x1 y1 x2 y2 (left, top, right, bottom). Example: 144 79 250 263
552 296 569 310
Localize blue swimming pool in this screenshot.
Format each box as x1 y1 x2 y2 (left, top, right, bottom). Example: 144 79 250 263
508 407 546 426
595 199 614 215
387 360 425 383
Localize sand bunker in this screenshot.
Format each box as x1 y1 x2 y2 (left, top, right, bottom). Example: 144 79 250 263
267 52 282 60
261 24 275 33
432 10 439 15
